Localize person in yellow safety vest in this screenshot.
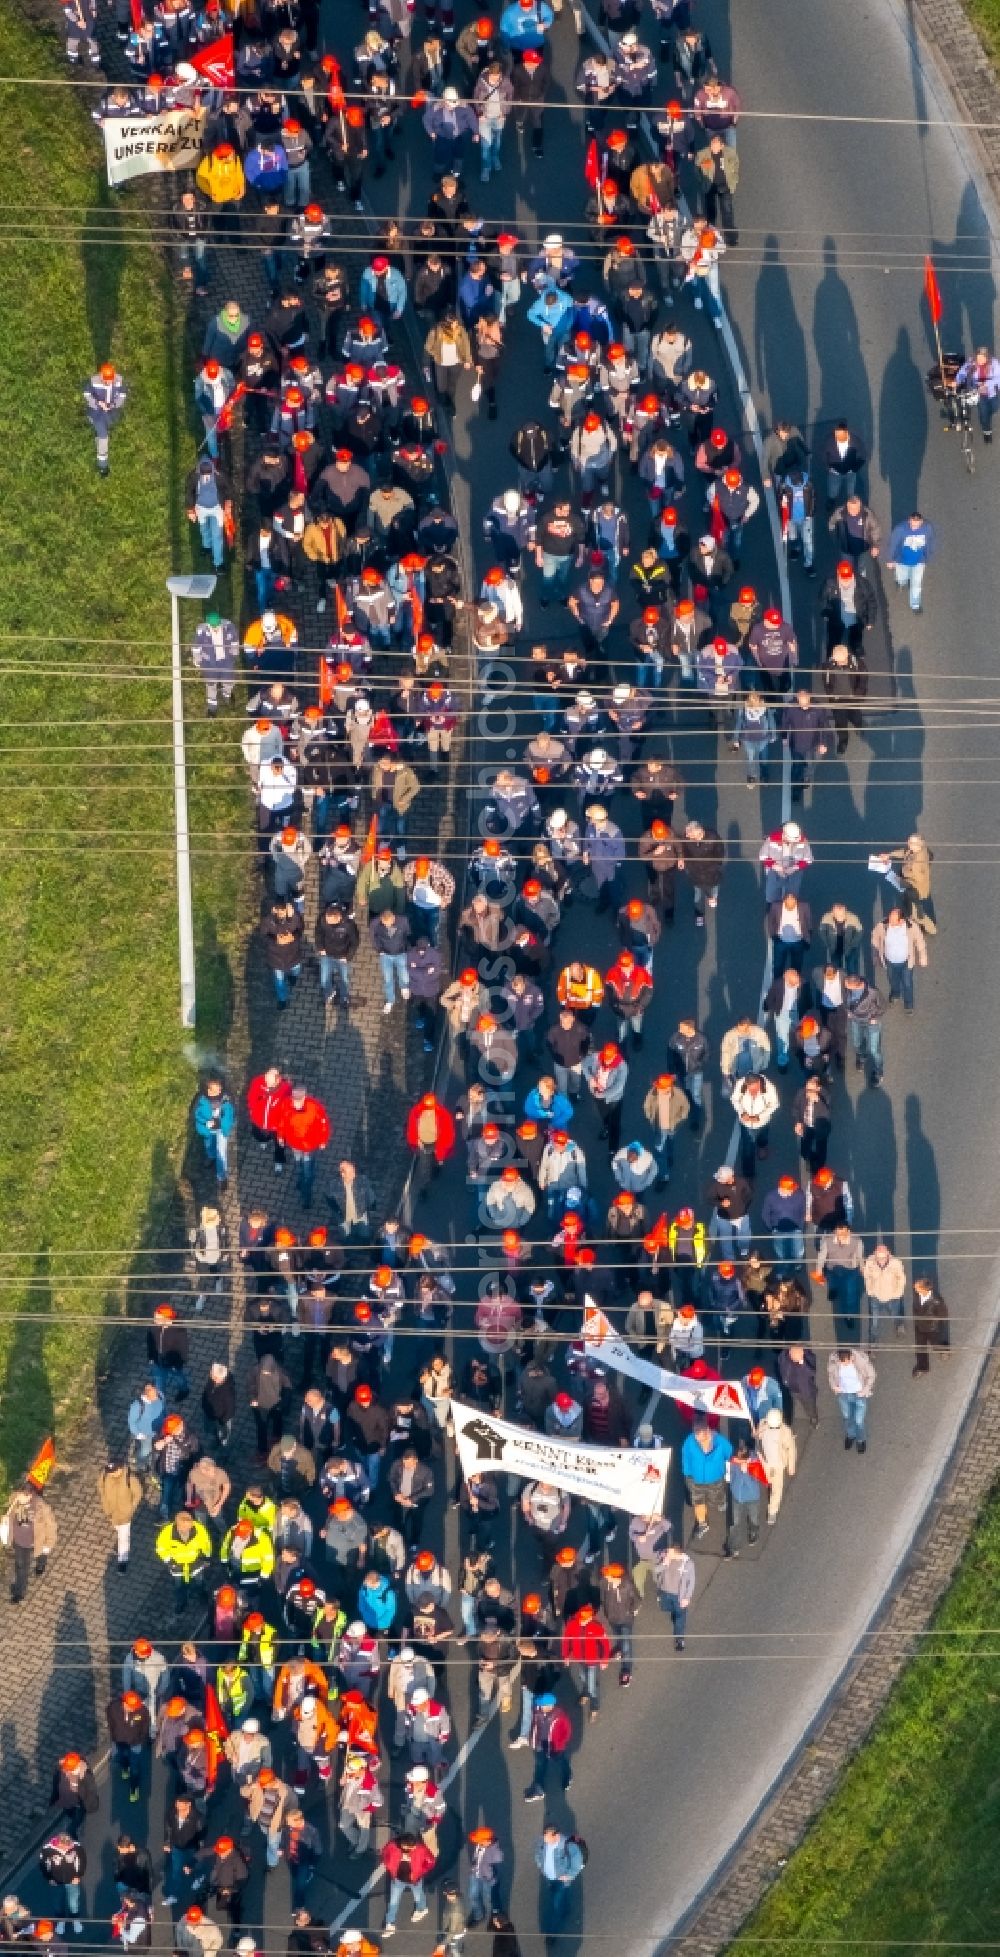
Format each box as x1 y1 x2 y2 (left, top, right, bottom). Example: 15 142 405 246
238 1611 279 1702
156 1513 212 1616
556 961 605 1015
666 1208 708 1316
216 1660 255 1725
238 1484 278 1537
222 1517 275 1586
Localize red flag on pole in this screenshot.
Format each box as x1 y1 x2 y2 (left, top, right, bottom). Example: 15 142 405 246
361 813 379 867
129 0 144 30
584 137 600 190
27 1436 55 1489
190 31 235 88
202 1682 229 1792
924 256 942 326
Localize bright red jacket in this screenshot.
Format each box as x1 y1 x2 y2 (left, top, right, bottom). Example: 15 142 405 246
405 1098 456 1164
382 1837 436 1882
246 1072 291 1134
561 1610 613 1667
275 1094 331 1153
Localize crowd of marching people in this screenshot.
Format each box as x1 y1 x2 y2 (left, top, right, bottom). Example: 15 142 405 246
35 0 960 1948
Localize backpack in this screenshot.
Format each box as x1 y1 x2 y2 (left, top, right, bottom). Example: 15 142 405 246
568 1833 589 1867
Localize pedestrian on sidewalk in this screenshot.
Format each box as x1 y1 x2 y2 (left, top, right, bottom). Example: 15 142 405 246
912 1277 950 1377
827 1347 876 1452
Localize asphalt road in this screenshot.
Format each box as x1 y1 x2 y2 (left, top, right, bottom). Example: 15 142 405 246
15 0 1000 1951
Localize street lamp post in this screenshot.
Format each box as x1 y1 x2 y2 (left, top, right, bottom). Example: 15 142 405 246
166 572 217 1028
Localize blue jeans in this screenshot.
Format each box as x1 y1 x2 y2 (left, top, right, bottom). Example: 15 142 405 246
291 1148 317 1205
480 123 503 174
685 1069 704 1110
541 1877 573 1932
885 960 914 1007
197 508 225 568
837 1392 867 1441
319 954 351 1001
377 806 407 846
385 1878 427 1927
274 964 302 1004
635 655 665 689
255 567 275 612
291 1861 315 1908
743 739 767 782
533 691 557 731
772 1227 805 1265
850 1018 884 1069
284 159 311 207
539 552 574 600
379 951 409 1005
652 1131 674 1176
518 1682 534 1739
468 1874 495 1922
151 1361 190 1400
409 904 441 946
658 1593 688 1638
201 1129 229 1182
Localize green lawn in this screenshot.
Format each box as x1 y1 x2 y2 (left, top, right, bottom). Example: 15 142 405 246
0 8 246 1492
966 0 1000 64
729 1494 1000 1953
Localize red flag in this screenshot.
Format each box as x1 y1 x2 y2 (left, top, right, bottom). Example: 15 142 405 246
584 137 600 190
924 256 942 326
27 1436 55 1489
361 813 379 867
129 0 144 30
190 31 234 88
203 1682 228 1793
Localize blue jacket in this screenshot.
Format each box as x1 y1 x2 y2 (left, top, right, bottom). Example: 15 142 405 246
743 1374 783 1424
357 1574 397 1632
527 289 574 339
194 1092 235 1139
500 0 554 45
887 518 937 566
524 1086 574 1128
534 1836 584 1881
728 1454 766 1504
681 1430 732 1485
128 1392 165 1443
359 264 408 317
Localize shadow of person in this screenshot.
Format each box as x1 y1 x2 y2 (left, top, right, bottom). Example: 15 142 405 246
878 327 929 526
83 177 127 367
812 236 873 459
905 1089 940 1278
753 234 809 434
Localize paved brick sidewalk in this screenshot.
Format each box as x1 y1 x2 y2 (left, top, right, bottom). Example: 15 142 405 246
0 11 464 1870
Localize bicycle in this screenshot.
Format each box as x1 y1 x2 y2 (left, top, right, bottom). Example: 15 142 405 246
954 384 979 474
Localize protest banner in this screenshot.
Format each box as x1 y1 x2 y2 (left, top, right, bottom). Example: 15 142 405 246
451 1400 668 1516
104 106 206 186
583 1304 752 1421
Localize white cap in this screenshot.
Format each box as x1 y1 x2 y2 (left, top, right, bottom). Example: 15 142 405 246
300 1694 316 1713
407 1765 430 1781
765 1407 783 1429
243 1718 259 1735
548 809 567 830
503 489 520 513
261 609 277 631
443 85 459 102
613 684 631 703
698 534 715 553
782 821 801 843
397 1644 415 1663
586 803 607 822
543 233 563 250
347 1619 365 1639
589 748 609 767
411 1687 430 1705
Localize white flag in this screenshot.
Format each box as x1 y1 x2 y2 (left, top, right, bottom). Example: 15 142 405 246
451 1401 669 1516
583 1304 753 1422
104 107 206 186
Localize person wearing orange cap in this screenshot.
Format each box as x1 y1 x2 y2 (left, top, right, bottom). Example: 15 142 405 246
641 1071 691 1184
465 1825 504 1924
741 1362 784 1431
106 1684 151 1800
405 1092 457 1209
483 1164 536 1232
761 1172 807 1269
83 360 126 477
50 1750 98 1838
600 1560 641 1686
582 1040 629 1151
568 406 617 506
820 554 878 656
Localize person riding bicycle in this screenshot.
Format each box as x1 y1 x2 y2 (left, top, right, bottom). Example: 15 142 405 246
955 346 1000 440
